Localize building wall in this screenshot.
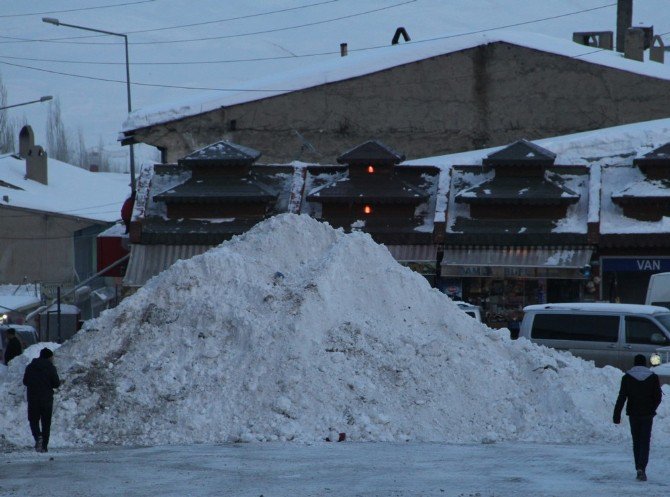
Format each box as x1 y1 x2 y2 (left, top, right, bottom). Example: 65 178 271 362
131 42 670 163
0 206 101 284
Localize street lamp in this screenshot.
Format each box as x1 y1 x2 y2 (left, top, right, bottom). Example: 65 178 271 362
42 17 136 194
0 95 52 111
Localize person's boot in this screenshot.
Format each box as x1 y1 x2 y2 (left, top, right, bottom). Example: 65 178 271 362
636 469 647 481
34 435 43 452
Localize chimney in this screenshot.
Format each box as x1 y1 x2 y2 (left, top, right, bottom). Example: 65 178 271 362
616 0 633 53
26 145 48 185
340 43 348 57
650 35 665 63
624 27 645 61
18 125 35 159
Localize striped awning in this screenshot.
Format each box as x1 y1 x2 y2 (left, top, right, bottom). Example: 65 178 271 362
441 246 593 268
123 244 214 287
384 244 438 262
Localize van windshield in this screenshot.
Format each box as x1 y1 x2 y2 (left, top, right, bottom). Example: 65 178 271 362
655 314 670 333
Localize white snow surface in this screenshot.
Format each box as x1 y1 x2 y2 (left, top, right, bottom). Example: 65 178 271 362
1 214 670 449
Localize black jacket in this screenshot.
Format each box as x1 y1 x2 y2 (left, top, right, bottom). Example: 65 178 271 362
613 366 663 420
4 336 22 365
23 357 60 403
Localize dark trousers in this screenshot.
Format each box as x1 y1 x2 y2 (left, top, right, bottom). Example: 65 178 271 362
27 400 53 450
629 415 654 471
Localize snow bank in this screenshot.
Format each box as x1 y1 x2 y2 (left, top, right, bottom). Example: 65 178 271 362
1 214 668 448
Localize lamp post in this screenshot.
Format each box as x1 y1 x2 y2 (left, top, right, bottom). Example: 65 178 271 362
0 95 53 111
42 17 136 193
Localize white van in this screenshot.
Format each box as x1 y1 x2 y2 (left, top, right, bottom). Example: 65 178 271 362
519 303 670 370
645 272 670 309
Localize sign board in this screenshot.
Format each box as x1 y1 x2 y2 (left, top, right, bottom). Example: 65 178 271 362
601 257 670 272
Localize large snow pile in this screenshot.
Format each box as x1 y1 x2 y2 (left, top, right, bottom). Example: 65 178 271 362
1 214 668 448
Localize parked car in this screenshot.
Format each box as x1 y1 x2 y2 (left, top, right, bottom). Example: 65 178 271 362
456 302 482 322
518 303 670 371
0 324 39 362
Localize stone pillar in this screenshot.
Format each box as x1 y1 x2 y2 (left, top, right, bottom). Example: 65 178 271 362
26 145 48 185
616 0 633 53
18 125 34 159
624 28 644 62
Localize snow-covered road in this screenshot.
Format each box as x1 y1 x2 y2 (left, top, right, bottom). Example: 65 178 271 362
1 441 668 497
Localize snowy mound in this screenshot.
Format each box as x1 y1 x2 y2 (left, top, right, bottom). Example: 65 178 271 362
1 214 669 448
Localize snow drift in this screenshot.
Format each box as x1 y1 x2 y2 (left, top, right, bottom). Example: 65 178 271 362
1 214 668 448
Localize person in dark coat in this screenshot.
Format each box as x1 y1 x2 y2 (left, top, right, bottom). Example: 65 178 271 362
4 328 23 365
23 348 61 453
613 354 663 481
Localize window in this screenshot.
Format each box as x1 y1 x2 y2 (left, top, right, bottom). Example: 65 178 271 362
531 314 619 342
625 316 670 345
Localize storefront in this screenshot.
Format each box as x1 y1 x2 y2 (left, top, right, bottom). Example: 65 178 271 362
600 256 670 304
440 246 593 331
386 244 439 286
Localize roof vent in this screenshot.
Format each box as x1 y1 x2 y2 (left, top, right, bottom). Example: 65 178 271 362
340 42 348 57
572 31 613 50
650 35 665 63
391 27 410 45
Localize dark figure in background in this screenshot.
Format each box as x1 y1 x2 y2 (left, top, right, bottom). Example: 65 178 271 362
23 348 61 453
4 328 23 365
613 354 663 482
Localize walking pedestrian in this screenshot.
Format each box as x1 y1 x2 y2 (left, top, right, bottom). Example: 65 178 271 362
3 328 23 365
23 347 61 453
613 354 663 481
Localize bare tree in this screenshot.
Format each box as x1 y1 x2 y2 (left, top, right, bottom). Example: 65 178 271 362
75 127 89 169
46 97 70 162
0 73 13 154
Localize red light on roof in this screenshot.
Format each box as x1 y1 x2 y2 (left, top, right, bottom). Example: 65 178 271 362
367 165 375 174
364 205 373 215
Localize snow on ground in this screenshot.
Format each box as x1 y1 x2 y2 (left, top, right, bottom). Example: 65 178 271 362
1 214 669 450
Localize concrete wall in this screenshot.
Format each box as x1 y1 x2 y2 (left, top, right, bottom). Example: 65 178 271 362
131 42 670 163
0 206 101 284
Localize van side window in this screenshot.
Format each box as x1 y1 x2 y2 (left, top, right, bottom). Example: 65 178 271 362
531 314 619 342
625 317 670 345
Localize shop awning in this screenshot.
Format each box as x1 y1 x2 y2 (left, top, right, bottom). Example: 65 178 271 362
441 246 593 279
123 244 214 287
385 244 438 262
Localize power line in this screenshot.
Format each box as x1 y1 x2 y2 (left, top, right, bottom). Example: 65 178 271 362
0 2 625 92
0 0 417 46
0 0 343 44
0 2 619 65
0 58 292 91
125 0 343 35
0 0 158 18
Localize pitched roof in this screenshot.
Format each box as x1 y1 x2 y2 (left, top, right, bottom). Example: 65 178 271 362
307 175 428 204
154 176 278 203
0 153 129 222
179 141 262 166
123 31 670 133
634 142 670 167
483 139 556 167
455 176 579 205
336 140 406 165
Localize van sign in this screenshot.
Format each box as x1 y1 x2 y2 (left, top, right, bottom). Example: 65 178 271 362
601 258 670 272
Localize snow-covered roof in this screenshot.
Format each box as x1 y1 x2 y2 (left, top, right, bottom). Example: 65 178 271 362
405 117 670 235
123 31 670 132
0 154 130 223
